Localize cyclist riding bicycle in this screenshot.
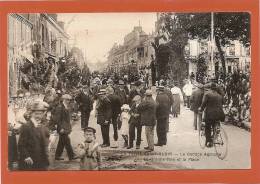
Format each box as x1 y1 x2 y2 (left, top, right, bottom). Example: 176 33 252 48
198 82 225 148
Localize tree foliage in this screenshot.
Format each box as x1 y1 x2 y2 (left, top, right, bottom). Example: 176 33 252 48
154 12 250 79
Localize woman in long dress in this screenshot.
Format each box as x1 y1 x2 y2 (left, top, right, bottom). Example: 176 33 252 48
170 82 183 117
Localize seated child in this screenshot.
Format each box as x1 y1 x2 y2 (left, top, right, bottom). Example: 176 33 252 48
78 127 101 170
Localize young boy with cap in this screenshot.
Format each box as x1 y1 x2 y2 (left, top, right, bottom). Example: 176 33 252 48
78 127 101 170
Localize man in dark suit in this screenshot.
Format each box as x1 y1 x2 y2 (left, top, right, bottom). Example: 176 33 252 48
138 90 157 151
18 101 50 170
96 89 112 148
127 95 142 149
190 83 204 130
199 83 225 147
75 86 94 130
161 81 174 132
51 94 77 161
155 86 171 146
106 86 121 148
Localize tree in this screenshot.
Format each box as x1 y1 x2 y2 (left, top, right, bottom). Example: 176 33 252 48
187 12 250 76
153 13 191 84
155 12 250 81
196 54 208 84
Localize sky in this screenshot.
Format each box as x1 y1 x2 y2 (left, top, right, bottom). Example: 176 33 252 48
58 13 157 67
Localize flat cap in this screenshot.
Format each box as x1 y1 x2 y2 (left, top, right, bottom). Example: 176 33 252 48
83 127 96 134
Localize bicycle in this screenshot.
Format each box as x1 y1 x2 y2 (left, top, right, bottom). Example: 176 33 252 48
198 112 228 160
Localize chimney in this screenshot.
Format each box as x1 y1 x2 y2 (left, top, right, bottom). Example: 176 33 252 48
58 21 65 30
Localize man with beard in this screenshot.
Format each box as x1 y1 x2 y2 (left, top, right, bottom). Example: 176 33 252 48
75 86 94 130
18 101 50 170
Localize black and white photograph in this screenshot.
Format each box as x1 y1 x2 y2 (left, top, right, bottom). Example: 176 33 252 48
8 12 251 171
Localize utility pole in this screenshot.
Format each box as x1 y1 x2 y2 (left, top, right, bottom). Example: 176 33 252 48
211 12 214 76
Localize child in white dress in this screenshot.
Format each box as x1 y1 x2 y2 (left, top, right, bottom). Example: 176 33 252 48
120 104 130 148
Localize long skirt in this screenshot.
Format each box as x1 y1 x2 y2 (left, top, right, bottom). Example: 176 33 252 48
172 94 181 115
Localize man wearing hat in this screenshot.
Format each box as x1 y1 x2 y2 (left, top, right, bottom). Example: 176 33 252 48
106 86 121 148
161 81 174 132
96 89 112 147
75 86 94 130
128 95 142 149
190 83 204 130
114 80 128 105
198 82 225 147
137 89 157 151
155 86 171 146
18 101 50 170
51 94 77 161
128 81 145 105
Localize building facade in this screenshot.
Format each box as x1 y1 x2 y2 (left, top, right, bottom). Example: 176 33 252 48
8 13 69 96
185 39 251 76
106 26 155 78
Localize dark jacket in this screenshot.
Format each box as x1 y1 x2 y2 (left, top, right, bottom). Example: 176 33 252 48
190 88 204 113
128 89 145 105
75 92 93 112
115 88 128 105
156 92 171 119
164 88 174 106
96 96 112 125
129 102 141 125
107 94 121 118
200 90 225 122
51 103 72 134
18 121 49 170
137 97 157 126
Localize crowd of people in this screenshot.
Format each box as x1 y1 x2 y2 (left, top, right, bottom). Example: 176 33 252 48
8 68 251 171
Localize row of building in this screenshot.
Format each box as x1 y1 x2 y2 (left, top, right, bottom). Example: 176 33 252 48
8 13 87 97
105 13 251 81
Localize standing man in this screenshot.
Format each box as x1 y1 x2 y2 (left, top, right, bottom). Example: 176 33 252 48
199 83 225 147
18 101 50 170
115 80 128 105
75 86 94 130
106 86 121 148
183 80 193 108
96 89 112 148
53 94 77 161
155 86 171 146
190 83 204 130
138 90 157 152
128 95 142 149
150 55 157 86
161 81 174 132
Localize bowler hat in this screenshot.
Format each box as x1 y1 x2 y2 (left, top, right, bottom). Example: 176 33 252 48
83 127 96 134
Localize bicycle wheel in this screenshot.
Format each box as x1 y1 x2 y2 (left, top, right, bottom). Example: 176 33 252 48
213 126 228 160
199 122 206 149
